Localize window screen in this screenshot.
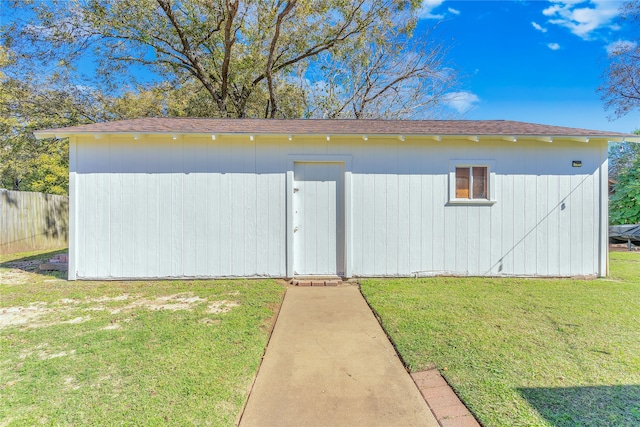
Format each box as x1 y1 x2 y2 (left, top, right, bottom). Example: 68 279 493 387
455 167 470 198
456 166 488 199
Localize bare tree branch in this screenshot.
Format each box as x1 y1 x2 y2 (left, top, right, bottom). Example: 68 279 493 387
4 0 459 119
599 1 640 119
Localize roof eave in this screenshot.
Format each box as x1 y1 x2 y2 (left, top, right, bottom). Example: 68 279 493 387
34 130 640 143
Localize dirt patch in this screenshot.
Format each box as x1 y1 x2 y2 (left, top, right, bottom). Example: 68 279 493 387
206 300 239 314
0 268 36 285
94 295 131 303
39 349 76 360
63 316 90 324
102 323 122 330
610 243 640 252
0 303 52 327
63 376 81 391
109 293 207 313
0 293 239 329
0 263 65 286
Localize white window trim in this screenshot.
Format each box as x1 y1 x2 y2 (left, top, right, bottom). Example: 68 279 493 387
448 160 497 205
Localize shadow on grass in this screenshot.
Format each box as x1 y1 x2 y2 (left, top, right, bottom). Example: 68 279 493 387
519 385 640 427
0 248 69 280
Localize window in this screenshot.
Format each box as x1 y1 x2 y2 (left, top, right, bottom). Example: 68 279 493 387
456 166 487 199
449 160 496 205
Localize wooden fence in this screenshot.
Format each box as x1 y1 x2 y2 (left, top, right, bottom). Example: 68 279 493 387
0 189 69 255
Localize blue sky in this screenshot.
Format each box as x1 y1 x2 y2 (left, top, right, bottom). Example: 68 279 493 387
418 0 639 133
3 0 638 133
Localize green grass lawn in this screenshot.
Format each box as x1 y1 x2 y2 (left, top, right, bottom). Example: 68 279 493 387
1 249 285 426
361 252 640 427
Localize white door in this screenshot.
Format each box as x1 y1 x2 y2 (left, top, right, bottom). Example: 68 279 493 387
293 162 345 276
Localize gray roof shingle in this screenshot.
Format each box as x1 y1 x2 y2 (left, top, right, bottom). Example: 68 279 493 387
34 117 637 138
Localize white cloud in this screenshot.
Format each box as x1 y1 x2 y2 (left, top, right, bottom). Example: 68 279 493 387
542 5 561 17
532 21 547 33
542 0 622 40
443 91 480 114
547 42 561 50
606 39 637 55
417 0 446 19
448 7 460 15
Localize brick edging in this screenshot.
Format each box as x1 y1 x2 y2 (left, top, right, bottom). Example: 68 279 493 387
411 370 481 427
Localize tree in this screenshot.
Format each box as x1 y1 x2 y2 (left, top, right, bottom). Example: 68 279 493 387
0 44 191 194
2 1 460 195
609 139 640 181
599 1 640 118
0 46 75 193
4 0 455 120
610 128 640 225
305 25 455 119
610 157 640 225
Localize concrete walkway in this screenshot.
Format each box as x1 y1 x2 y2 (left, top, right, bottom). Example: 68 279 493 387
239 285 440 427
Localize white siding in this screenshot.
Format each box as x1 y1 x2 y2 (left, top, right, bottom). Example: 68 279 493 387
347 137 604 277
73 134 605 279
75 135 287 279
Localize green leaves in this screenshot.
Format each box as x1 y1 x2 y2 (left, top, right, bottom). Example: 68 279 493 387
0 44 185 194
0 1 459 194
4 0 456 119
609 140 640 180
610 153 640 225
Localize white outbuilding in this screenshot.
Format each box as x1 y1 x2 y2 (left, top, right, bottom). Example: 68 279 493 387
35 118 638 280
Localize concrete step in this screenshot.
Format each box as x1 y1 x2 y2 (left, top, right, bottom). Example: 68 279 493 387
290 278 341 287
